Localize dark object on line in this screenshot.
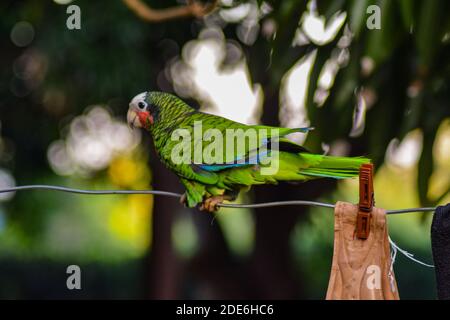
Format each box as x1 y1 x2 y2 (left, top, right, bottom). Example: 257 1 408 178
431 203 450 300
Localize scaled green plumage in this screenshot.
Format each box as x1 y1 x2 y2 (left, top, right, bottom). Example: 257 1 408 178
127 91 370 210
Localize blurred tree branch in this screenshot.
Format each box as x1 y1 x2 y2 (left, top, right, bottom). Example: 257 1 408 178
122 0 218 22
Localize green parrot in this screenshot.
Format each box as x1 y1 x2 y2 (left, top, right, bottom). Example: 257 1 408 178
127 91 370 212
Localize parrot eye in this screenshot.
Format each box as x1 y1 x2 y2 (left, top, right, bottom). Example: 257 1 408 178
137 101 147 110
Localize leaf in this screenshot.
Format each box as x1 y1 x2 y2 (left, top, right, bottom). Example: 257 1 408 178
303 27 346 149
398 91 424 140
268 0 308 83
398 0 415 31
417 127 437 207
365 0 402 66
316 0 346 22
415 0 449 66
346 0 371 39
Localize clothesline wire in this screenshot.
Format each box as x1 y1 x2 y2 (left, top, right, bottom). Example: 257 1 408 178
0 185 438 214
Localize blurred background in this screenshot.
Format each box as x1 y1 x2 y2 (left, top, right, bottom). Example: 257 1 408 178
0 0 449 299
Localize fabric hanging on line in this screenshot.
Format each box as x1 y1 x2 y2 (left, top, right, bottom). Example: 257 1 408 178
431 203 450 300
326 201 400 300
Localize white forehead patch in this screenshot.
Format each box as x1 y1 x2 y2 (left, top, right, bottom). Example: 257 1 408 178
131 92 147 105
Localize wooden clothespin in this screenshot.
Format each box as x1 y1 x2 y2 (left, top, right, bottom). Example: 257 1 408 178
356 163 374 239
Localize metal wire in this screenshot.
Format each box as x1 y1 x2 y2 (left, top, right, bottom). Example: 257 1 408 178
0 184 439 214
219 201 335 209
386 207 436 215
0 185 181 198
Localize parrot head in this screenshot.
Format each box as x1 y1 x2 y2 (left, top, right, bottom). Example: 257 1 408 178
127 91 192 131
127 92 154 129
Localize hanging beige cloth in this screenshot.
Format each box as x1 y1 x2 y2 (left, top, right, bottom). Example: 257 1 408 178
326 201 400 300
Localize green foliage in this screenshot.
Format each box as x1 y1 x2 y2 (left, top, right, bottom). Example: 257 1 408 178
289 0 450 206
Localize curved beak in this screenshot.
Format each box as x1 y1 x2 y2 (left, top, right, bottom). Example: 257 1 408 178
127 109 138 129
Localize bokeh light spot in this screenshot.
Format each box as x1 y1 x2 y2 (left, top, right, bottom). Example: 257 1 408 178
10 21 34 47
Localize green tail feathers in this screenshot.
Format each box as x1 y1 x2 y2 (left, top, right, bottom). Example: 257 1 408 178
300 154 370 179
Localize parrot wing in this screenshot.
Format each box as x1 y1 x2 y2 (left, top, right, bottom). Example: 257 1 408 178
183 112 313 173
158 111 312 183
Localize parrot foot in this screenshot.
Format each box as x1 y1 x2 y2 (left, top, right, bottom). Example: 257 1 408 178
199 195 226 213
179 193 188 207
